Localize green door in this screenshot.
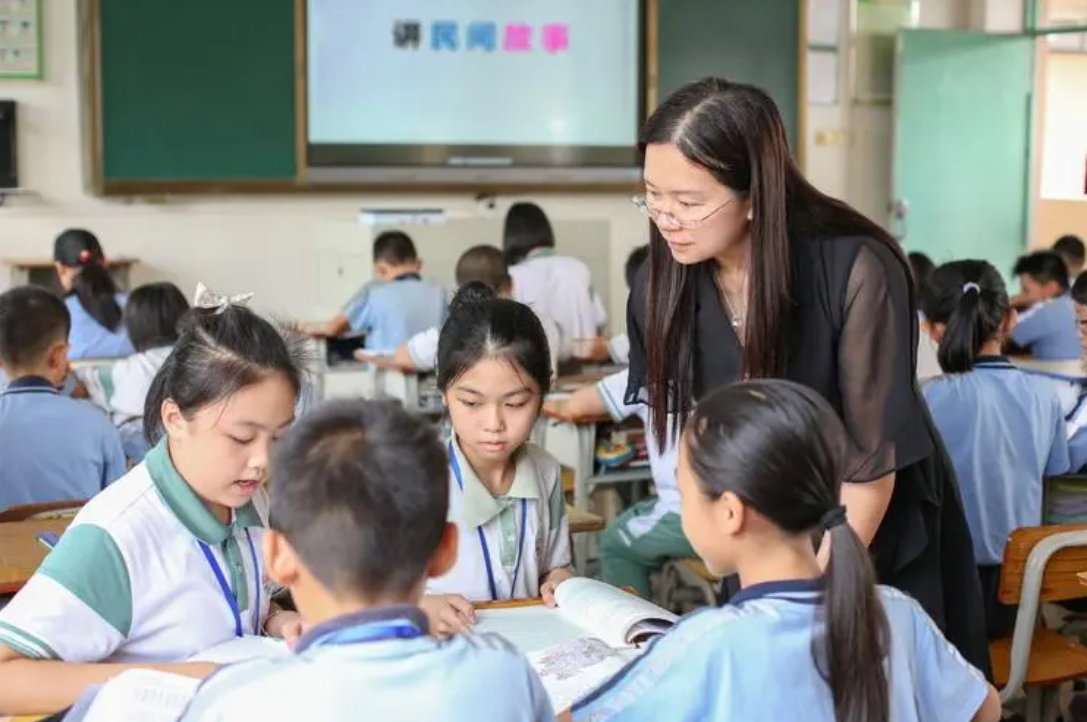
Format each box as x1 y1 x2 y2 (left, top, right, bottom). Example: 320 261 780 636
892 30 1033 277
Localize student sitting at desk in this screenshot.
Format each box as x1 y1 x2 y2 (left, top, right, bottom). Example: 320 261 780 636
544 368 692 598
571 380 1000 722
179 398 554 722
374 245 562 376
0 287 126 512
420 283 573 636
53 229 135 360
78 283 190 462
300 230 447 352
1007 250 1081 361
921 261 1069 639
1064 273 1087 471
0 285 304 716
586 245 648 366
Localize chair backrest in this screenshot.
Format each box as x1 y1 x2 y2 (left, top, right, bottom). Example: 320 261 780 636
0 500 87 523
999 523 1087 604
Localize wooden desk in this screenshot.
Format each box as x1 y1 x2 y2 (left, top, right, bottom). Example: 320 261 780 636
0 519 70 595
567 505 606 535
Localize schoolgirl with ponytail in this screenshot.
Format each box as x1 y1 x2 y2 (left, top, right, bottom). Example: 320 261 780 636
53 229 135 359
921 260 1069 639
572 380 999 722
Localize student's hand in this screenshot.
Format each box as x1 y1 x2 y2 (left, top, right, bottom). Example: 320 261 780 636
265 610 306 648
419 594 476 638
541 568 575 608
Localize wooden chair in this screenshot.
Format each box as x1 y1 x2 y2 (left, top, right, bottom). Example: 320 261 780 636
991 524 1087 722
656 557 721 612
0 500 87 523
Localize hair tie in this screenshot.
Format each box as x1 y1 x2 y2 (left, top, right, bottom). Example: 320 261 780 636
193 282 255 315
77 249 92 264
819 505 848 531
962 282 981 295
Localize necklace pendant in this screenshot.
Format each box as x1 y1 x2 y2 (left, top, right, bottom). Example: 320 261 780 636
732 318 742 329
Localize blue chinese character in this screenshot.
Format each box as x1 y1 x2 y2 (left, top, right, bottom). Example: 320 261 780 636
431 20 458 51
465 21 497 52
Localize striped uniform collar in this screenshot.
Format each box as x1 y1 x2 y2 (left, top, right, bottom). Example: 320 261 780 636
728 578 822 606
1 375 60 395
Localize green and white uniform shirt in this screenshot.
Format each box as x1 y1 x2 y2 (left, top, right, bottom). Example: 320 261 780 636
0 439 272 663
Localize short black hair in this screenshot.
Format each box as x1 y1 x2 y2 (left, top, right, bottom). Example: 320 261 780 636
1013 250 1070 291
270 398 449 598
503 202 555 265
625 245 649 289
372 230 418 265
0 286 71 368
455 245 510 291
1072 272 1087 306
907 252 935 288
125 283 190 353
1054 235 1086 266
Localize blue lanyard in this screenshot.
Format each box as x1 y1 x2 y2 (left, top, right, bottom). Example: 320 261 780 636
448 442 528 601
198 529 261 638
311 620 424 649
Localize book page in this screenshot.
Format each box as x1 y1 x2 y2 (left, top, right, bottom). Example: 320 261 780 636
187 635 289 665
72 670 199 722
473 606 592 655
554 578 677 648
527 637 637 713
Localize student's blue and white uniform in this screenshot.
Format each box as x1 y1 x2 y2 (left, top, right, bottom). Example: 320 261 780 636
342 274 447 352
179 605 553 722
65 293 135 360
572 581 990 722
923 357 1069 566
0 376 126 511
1011 293 1081 361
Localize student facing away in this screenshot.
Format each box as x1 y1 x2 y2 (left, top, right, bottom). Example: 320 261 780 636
420 283 573 636
179 399 554 722
1008 250 1081 361
921 261 1069 639
571 380 1000 722
1054 234 1086 283
0 285 305 716
53 228 135 360
377 244 563 376
504 202 607 345
909 251 942 382
1063 273 1087 472
303 230 447 351
0 287 126 512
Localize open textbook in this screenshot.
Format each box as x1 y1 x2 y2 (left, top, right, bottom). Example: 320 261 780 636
61 669 199 722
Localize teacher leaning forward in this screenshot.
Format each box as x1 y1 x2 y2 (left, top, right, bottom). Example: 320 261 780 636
625 77 990 676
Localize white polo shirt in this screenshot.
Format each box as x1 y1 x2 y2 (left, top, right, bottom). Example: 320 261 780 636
0 439 272 663
427 437 571 602
510 249 607 342
78 346 173 425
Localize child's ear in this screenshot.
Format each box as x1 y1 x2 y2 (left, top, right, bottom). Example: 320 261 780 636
426 523 458 580
718 491 746 537
46 340 69 373
160 398 189 439
1002 309 1019 335
262 529 301 588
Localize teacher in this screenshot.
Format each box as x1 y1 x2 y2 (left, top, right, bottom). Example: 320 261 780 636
626 78 990 675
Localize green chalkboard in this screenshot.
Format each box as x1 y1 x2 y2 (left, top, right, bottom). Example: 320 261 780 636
92 0 297 192
657 0 801 150
88 0 800 194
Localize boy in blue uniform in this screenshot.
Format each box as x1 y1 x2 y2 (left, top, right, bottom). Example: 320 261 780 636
0 287 126 511
1009 251 1081 361
180 399 552 722
303 230 447 352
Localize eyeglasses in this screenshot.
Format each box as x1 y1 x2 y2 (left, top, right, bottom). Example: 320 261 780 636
631 194 737 230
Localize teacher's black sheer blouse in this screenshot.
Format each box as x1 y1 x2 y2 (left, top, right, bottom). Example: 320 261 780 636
624 235 991 678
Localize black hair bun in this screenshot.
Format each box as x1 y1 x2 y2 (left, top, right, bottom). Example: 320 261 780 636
450 280 496 312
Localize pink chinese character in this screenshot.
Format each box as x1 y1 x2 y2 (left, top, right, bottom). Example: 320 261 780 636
542 24 569 54
503 23 532 51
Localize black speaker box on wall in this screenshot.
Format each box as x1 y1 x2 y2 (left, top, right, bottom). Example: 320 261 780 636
0 101 17 189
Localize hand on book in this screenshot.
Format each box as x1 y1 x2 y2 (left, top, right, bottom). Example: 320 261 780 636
419 594 476 638
541 568 575 608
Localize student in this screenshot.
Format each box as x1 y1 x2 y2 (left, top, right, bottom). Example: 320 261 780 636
0 286 305 715
909 251 942 381
302 230 447 351
1054 234 1086 282
178 398 554 722
54 229 135 360
420 282 573 636
1064 274 1087 472
504 202 607 344
79 283 191 462
921 261 1068 639
0 287 126 512
571 380 1001 722
1009 250 1081 361
380 245 563 375
545 368 690 597
588 245 648 366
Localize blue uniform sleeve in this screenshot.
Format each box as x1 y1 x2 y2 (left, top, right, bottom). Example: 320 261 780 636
1047 395 1072 477
342 284 376 334
1011 305 1047 348
102 423 128 488
906 595 991 722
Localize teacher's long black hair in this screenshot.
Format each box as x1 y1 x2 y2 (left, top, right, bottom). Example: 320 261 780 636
640 78 909 446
